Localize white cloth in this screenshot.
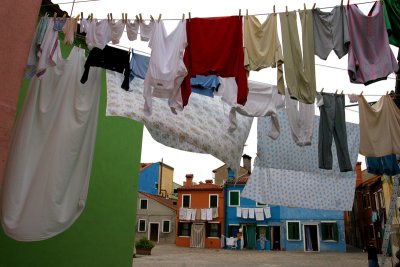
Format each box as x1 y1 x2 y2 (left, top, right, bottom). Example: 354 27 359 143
140 20 154 41
110 19 125 44
190 209 196 221
85 19 111 50
242 109 360 211
1 47 101 241
215 77 238 107
185 209 192 221
37 19 60 77
126 19 139 41
255 208 264 221
62 18 77 45
248 208 255 219
285 88 315 146
201 209 207 220
242 208 249 219
236 207 242 218
229 81 284 138
206 208 213 221
143 20 187 115
263 207 271 219
179 208 186 220
106 73 252 177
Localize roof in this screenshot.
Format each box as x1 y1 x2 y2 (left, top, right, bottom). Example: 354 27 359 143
177 182 223 191
224 175 249 185
356 170 381 189
139 192 178 211
140 163 154 171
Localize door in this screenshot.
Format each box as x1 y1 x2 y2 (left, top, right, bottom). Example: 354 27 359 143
271 226 281 250
245 225 256 249
149 223 159 243
304 225 319 252
190 223 205 248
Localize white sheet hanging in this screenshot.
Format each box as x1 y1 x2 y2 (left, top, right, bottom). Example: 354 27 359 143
1 47 101 241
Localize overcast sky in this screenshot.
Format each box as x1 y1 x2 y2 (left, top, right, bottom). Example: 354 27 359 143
53 0 398 185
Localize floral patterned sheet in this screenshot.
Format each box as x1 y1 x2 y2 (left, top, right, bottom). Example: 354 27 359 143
106 70 253 176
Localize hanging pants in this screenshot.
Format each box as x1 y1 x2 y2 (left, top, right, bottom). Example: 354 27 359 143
318 93 352 172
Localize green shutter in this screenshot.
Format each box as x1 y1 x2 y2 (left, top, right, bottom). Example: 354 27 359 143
230 191 239 206
288 222 299 240
294 223 299 240
266 226 270 240
333 223 339 241
321 224 326 240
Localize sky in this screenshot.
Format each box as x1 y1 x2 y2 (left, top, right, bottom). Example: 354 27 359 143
53 0 398 185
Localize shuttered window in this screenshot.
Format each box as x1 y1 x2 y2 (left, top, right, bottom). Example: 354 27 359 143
287 221 300 241
321 222 338 241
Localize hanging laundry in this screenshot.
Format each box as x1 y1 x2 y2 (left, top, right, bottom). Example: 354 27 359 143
236 207 242 218
280 10 316 104
106 73 252 177
248 208 255 219
214 77 238 107
129 51 150 81
84 19 112 50
285 88 315 146
229 81 284 138
243 14 284 93
62 17 78 45
139 20 154 41
81 45 130 90
366 154 400 176
191 209 197 221
1 47 101 241
242 208 249 219
195 208 201 221
186 209 192 221
182 16 248 108
347 3 398 85
384 0 400 47
318 93 352 172
143 20 187 115
212 207 219 218
191 75 219 97
263 207 271 219
53 17 66 32
25 15 50 79
255 208 264 221
242 109 360 211
201 209 207 220
179 207 186 220
312 6 349 60
347 93 358 103
358 95 400 157
110 19 126 44
206 208 213 221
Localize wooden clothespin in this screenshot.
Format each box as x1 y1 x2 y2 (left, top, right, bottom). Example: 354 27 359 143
341 90 344 95
75 14 80 20
335 89 338 95
125 13 128 22
341 0 344 6
182 13 185 21
90 13 93 22
239 9 241 17
246 9 248 17
189 12 191 22
139 13 143 22
53 12 57 19
150 15 155 21
273 5 276 14
44 12 49 17
110 13 113 21
80 12 83 21
386 91 389 95
360 91 363 96
312 3 316 10
107 13 110 22
62 12 67 20
128 47 131 58
135 15 140 22
321 88 324 93
286 6 288 16
158 14 162 22
121 13 125 23
304 3 307 12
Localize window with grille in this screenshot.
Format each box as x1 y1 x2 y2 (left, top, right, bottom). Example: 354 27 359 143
321 222 338 241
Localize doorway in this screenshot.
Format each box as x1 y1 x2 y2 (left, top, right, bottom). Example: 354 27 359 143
190 223 205 248
149 222 159 243
304 225 319 252
244 225 256 249
270 226 281 250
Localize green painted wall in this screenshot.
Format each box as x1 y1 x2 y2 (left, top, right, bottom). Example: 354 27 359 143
0 42 143 267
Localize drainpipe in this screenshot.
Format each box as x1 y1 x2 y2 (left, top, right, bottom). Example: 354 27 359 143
159 158 163 195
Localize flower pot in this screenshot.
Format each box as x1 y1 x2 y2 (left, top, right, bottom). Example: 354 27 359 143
136 247 152 255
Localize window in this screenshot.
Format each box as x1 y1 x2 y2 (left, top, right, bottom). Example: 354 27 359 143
286 221 300 241
206 223 221 238
362 194 371 209
369 224 375 240
138 219 146 232
227 225 239 238
162 220 171 233
178 222 191 236
321 222 338 241
229 190 240 206
182 194 191 208
256 225 270 240
209 194 218 208
140 199 148 210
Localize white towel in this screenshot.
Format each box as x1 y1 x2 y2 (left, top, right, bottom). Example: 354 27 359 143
255 208 264 221
236 207 242 218
264 207 271 219
179 208 186 220
201 209 207 220
206 208 213 221
186 209 192 221
191 209 196 221
242 208 249 219
248 208 255 219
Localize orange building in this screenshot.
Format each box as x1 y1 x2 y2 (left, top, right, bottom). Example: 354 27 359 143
176 174 224 249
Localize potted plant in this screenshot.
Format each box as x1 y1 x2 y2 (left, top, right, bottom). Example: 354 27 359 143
135 237 155 255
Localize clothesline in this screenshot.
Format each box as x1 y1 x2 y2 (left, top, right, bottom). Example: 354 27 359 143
45 0 381 19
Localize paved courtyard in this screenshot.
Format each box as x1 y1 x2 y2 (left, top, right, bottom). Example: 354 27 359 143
132 244 376 267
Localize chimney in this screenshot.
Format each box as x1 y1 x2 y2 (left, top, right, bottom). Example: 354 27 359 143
355 162 362 187
184 174 193 186
242 154 252 174
205 179 213 184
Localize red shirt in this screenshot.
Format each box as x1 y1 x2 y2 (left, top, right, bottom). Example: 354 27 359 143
182 16 248 107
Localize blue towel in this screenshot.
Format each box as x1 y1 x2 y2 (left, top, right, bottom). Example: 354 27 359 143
129 51 150 81
366 154 400 176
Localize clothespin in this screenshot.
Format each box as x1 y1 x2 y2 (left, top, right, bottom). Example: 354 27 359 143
125 13 128 22
80 12 83 21
246 9 248 17
386 91 389 95
286 6 288 16
158 14 162 22
150 15 155 21
312 3 316 10
90 13 93 22
189 12 191 21
239 9 241 17
44 12 49 17
335 89 338 95
110 13 113 21
304 3 307 12
62 12 67 20
321 88 324 93
75 14 80 20
139 13 143 22
128 47 131 58
53 12 57 19
273 5 276 14
182 13 185 21
341 90 344 95
122 13 125 23
341 0 344 6
360 91 363 96
107 13 110 22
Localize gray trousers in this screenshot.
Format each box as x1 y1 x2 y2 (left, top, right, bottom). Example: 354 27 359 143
318 94 352 172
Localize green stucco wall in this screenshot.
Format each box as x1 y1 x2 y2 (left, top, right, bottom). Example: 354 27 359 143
0 42 143 267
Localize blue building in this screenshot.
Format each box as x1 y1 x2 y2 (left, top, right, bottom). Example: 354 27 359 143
139 162 175 197
224 176 346 252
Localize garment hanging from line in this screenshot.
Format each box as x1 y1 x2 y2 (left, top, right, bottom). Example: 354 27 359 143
384 0 400 47
36 18 60 77
182 16 248 108
280 10 316 104
358 94 400 157
1 47 101 241
366 154 400 176
347 3 398 85
106 70 252 177
242 109 359 211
